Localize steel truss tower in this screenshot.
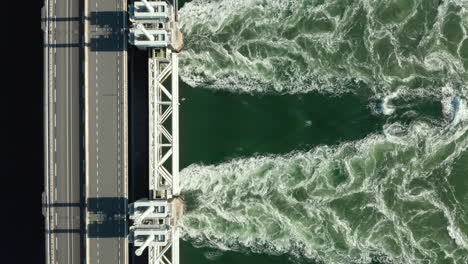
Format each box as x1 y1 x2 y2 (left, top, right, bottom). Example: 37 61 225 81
127 1 182 264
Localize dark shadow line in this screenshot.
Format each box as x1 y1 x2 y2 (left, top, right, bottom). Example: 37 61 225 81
42 203 81 208
41 17 81 22
43 43 81 48
46 229 82 234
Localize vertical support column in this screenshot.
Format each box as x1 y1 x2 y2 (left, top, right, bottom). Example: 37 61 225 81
171 51 180 264
172 229 180 264
171 52 180 197
174 0 178 22
148 50 156 196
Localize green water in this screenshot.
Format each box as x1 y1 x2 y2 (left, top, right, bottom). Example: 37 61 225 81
176 0 468 264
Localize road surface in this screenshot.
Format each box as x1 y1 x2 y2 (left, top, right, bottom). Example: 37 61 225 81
43 0 83 263
85 0 128 263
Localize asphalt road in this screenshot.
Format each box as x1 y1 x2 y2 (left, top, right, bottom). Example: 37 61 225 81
43 0 83 263
85 0 128 263
44 0 128 263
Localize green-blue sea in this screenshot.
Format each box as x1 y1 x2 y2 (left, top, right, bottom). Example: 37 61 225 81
135 0 468 263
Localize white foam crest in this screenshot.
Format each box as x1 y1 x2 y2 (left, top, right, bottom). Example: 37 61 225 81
433 193 468 251
448 225 468 249
382 122 425 146
180 118 468 263
448 97 467 124
439 88 468 149
381 91 400 115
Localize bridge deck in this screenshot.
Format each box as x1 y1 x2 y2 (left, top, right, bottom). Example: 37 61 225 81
43 0 83 263
85 0 128 264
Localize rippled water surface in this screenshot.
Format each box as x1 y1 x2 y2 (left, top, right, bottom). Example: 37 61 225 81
176 0 468 264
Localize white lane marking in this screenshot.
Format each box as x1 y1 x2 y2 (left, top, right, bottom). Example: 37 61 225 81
69 0 77 261
116 1 124 260
95 47 100 263
64 0 72 262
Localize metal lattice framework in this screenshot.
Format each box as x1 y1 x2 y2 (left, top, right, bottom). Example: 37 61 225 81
147 46 180 264
128 2 180 264
148 48 179 197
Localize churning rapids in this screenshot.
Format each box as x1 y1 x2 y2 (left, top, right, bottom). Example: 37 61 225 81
179 0 468 96
176 0 468 263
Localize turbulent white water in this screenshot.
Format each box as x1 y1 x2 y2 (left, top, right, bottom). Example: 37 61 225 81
177 0 468 263
179 100 468 264
179 0 468 96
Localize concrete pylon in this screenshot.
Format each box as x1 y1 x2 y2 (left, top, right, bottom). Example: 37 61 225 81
170 22 184 52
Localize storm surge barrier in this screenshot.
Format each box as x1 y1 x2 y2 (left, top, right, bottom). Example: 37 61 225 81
127 1 184 264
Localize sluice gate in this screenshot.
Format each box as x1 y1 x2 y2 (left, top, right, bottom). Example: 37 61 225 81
127 1 184 264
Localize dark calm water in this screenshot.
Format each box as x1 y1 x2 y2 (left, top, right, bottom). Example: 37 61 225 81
175 0 468 264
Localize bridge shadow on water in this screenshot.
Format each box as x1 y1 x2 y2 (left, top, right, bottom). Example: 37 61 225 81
87 197 128 238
